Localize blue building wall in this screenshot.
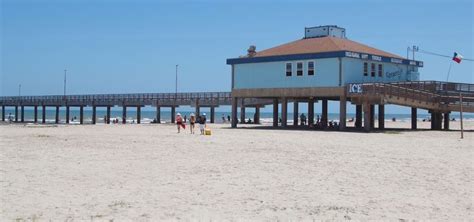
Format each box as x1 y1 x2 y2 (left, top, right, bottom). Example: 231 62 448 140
233 57 420 89
234 58 340 89
342 58 419 84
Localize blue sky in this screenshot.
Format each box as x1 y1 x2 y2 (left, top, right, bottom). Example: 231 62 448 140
1 0 473 113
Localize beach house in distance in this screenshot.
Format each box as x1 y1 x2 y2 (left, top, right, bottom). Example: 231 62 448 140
227 25 473 131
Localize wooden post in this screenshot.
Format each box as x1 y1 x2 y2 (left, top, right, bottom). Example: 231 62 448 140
231 97 238 128
293 102 299 126
355 104 362 128
66 106 70 124
210 106 215 123
122 106 127 124
363 102 371 132
443 112 450 130
171 106 176 123
15 106 18 122
240 98 245 123
281 97 288 127
79 106 84 124
21 106 25 122
55 106 59 123
308 99 314 126
137 106 141 124
195 99 200 116
92 106 96 124
33 106 37 123
42 105 46 123
273 98 278 127
156 106 161 124
378 104 385 130
460 93 464 139
369 104 375 129
322 99 328 128
339 96 346 130
1 105 5 121
106 106 111 124
411 107 417 130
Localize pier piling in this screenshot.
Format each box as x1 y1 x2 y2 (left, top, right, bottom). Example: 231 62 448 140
272 98 278 127
42 105 46 123
322 99 328 128
79 106 84 124
171 106 176 123
444 112 450 130
55 106 59 123
363 103 372 132
281 97 288 127
34 106 38 123
21 106 25 122
106 106 111 124
92 106 97 124
293 102 299 126
378 105 385 130
369 104 375 129
15 106 18 122
411 108 417 129
210 106 215 123
254 106 260 124
308 99 314 126
240 98 245 123
66 106 70 124
231 97 238 128
1 106 4 121
339 96 346 130
355 105 362 128
137 106 141 124
122 106 127 124
156 106 161 123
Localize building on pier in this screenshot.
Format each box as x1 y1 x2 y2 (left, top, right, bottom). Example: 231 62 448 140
227 25 472 131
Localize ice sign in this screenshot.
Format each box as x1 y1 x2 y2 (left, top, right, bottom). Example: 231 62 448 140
349 84 363 93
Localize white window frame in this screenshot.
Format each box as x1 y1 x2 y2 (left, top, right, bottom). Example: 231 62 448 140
370 63 376 77
363 62 368 76
296 61 304 76
378 64 383 77
307 61 315 76
285 62 292 76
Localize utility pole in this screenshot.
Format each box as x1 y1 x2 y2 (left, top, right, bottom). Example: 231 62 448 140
64 69 67 97
18 84 21 96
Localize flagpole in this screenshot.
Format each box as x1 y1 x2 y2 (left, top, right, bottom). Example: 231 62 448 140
460 92 464 139
446 62 453 82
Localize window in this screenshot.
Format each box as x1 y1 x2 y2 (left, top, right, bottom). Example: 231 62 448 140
370 63 376 77
378 64 383 77
363 62 368 76
286 63 292 76
308 61 315 75
297 62 303 76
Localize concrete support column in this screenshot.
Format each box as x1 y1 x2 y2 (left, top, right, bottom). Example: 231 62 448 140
240 98 245 123
322 99 328 128
210 107 215 123
411 107 417 130
254 106 260 124
156 106 161 124
308 99 314 126
42 105 46 123
293 102 299 126
369 105 375 129
79 106 84 124
55 106 59 124
339 96 346 130
21 106 25 122
1 106 5 121
171 106 176 123
273 98 278 127
122 106 127 124
430 110 442 130
33 106 38 123
66 106 70 124
137 106 141 124
92 106 97 124
15 106 18 122
106 106 111 124
231 97 238 128
355 105 362 128
363 102 372 132
444 112 450 130
281 98 288 127
378 105 385 130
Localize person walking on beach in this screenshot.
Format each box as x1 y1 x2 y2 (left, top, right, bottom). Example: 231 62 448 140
189 113 196 134
199 113 207 135
176 113 185 133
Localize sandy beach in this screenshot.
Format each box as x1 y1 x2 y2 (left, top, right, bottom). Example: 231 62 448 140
0 121 473 221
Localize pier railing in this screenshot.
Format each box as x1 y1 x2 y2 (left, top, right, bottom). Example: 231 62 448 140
347 81 474 112
0 92 232 106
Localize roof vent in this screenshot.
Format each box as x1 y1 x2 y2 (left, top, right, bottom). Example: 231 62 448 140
304 25 346 39
247 45 257 57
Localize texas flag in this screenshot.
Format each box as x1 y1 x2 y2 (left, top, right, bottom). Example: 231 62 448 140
452 52 463 63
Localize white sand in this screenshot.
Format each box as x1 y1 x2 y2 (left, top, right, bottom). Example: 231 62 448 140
0 121 473 221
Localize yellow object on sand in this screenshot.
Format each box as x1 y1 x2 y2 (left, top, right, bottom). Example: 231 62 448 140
205 128 212 135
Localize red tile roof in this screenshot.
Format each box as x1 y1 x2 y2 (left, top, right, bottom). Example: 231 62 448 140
253 36 404 59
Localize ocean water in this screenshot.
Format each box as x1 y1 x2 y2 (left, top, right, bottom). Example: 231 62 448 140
2 108 473 124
